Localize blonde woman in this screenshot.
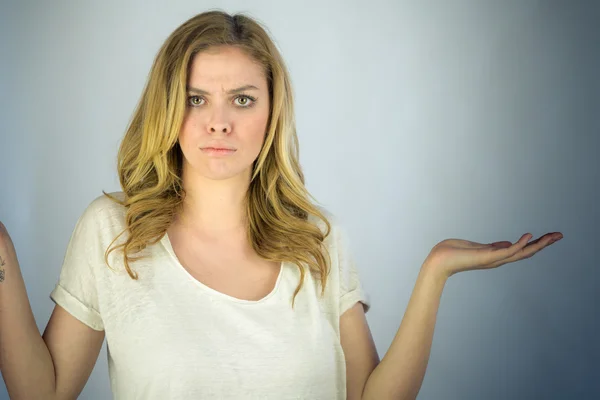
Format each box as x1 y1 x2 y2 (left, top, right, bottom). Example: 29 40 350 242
0 10 562 400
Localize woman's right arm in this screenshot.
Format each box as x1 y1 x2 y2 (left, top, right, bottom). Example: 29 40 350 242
0 222 105 400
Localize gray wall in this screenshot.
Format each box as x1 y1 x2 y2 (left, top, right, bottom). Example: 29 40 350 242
1 1 598 399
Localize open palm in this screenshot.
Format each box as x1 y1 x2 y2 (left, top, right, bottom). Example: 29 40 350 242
424 231 564 278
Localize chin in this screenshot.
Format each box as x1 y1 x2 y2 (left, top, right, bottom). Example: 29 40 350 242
196 166 253 182
181 156 255 182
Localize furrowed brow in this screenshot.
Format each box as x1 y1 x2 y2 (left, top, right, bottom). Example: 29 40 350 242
186 85 259 95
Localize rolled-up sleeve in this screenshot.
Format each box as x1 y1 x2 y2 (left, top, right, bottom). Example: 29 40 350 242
50 204 104 331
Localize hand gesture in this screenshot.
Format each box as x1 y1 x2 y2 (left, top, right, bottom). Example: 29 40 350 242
423 232 563 278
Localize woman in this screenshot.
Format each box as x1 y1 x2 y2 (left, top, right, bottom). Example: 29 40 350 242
0 10 563 399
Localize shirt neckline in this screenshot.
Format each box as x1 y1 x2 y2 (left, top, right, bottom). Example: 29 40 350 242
159 231 285 305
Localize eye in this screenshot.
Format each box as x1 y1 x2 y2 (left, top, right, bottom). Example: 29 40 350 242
187 95 204 107
234 95 256 108
186 95 256 108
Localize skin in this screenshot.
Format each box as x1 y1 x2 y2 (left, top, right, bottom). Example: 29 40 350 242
165 45 279 288
425 231 563 277
173 45 270 240
0 222 16 282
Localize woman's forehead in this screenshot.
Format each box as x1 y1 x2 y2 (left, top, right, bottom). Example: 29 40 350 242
188 50 266 90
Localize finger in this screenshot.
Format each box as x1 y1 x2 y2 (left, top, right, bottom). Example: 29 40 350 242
487 232 558 249
489 241 513 248
479 233 532 265
524 232 561 249
500 233 531 252
488 233 559 267
518 233 560 257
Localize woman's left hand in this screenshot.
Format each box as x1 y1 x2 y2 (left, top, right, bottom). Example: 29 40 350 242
423 231 563 279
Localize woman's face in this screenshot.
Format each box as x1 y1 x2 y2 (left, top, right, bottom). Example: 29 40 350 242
178 46 270 182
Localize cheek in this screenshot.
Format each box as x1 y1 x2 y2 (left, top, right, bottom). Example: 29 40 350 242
179 115 191 136
244 113 269 146
245 131 267 158
178 115 200 147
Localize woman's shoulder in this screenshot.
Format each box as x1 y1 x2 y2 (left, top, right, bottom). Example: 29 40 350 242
87 191 126 212
307 205 342 240
80 191 127 228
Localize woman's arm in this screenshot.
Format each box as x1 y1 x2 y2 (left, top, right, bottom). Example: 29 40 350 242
359 231 560 399
360 265 446 400
0 223 58 398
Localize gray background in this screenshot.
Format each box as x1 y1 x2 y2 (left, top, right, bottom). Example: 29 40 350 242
1 0 598 399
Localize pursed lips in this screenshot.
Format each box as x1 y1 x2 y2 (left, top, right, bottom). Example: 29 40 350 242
200 144 236 151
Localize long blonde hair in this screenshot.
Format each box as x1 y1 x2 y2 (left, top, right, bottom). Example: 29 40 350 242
102 10 331 308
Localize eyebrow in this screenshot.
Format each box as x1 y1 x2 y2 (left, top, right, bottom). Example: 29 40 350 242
186 85 260 95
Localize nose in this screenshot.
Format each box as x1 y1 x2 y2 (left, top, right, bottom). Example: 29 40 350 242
207 107 232 135
209 124 231 134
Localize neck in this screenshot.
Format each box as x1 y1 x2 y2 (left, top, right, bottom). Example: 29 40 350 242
175 166 251 237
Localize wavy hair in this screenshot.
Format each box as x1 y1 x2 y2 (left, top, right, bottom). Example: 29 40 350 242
102 10 331 308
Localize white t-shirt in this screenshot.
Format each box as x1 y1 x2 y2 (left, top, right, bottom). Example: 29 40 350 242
49 192 371 399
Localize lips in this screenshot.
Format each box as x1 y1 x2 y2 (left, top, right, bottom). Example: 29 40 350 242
200 147 236 156
200 144 236 151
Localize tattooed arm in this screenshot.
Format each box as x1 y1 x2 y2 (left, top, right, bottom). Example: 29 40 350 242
0 222 105 399
0 223 58 398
